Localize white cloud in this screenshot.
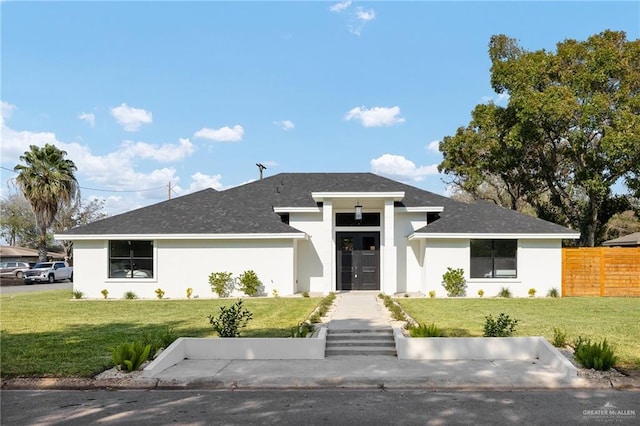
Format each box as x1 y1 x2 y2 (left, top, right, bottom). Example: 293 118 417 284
345 106 405 127
184 172 224 193
1 101 15 126
330 1 351 13
482 92 510 105
78 112 95 127
111 103 152 132
370 154 439 182
426 140 441 153
273 119 295 131
121 138 195 162
194 125 244 142
355 7 375 21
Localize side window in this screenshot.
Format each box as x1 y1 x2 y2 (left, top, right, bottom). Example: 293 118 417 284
470 239 517 278
109 240 154 279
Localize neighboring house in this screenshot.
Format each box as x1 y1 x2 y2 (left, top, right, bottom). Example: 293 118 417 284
57 173 579 299
0 246 65 264
602 232 640 247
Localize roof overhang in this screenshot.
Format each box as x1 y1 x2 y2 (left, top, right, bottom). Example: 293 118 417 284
312 191 405 202
273 207 323 214
55 233 309 241
396 206 444 213
408 232 581 240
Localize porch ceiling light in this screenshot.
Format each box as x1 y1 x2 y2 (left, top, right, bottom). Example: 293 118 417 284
355 203 363 221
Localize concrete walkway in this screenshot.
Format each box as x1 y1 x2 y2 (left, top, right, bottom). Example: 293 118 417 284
140 292 586 390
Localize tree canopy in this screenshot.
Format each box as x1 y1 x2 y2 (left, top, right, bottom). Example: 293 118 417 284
439 30 640 246
14 144 80 261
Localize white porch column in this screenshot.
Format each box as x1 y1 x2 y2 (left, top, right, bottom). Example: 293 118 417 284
383 199 396 294
321 199 334 294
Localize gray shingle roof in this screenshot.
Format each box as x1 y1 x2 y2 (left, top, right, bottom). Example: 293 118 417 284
60 173 577 237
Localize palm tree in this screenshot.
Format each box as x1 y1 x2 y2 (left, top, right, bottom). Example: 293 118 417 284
14 144 79 262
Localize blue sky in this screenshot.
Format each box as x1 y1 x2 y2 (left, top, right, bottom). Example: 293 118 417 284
2 1 638 216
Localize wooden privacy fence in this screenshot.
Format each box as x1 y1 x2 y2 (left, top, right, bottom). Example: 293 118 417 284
562 247 640 297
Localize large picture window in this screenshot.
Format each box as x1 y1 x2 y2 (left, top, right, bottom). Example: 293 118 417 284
109 240 154 278
470 240 517 278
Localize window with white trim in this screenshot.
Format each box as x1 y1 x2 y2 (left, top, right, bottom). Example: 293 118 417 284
109 240 154 278
470 239 517 278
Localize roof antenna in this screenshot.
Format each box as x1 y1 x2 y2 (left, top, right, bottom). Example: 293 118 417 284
256 163 267 180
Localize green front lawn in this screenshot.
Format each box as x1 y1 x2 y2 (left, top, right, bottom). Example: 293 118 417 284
0 290 320 378
398 297 640 371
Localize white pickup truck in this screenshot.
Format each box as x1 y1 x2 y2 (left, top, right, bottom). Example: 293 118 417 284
23 261 73 284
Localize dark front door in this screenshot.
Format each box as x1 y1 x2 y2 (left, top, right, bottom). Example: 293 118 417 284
337 232 380 291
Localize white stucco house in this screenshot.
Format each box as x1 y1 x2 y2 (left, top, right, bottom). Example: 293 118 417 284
58 173 579 299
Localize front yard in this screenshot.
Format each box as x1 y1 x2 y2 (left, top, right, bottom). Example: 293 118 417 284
398 297 640 372
0 290 320 378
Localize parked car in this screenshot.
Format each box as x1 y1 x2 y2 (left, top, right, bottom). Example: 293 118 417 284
23 261 73 284
0 261 33 279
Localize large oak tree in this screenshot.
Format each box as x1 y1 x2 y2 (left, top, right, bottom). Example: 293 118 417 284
439 31 640 246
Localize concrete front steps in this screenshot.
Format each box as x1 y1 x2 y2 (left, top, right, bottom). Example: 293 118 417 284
325 328 397 357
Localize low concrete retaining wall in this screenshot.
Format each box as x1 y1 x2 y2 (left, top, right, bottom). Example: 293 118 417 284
144 328 327 377
393 328 576 380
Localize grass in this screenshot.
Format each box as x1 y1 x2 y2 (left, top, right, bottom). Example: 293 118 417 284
398 297 640 371
0 290 321 378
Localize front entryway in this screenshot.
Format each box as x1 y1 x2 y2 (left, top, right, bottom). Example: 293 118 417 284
337 232 380 291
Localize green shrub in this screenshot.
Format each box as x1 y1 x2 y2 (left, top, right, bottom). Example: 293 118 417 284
551 327 568 347
239 270 261 297
124 291 137 300
209 272 235 298
73 290 84 299
272 289 279 298
409 323 443 337
155 288 165 299
142 327 178 356
478 289 484 298
547 287 560 298
111 341 151 372
573 337 618 371
291 322 315 338
498 287 512 298
101 289 109 299
441 267 466 297
301 291 310 298
208 299 253 337
483 313 519 337
528 288 536 297
429 290 436 298
379 294 407 322
309 292 336 323
186 287 193 299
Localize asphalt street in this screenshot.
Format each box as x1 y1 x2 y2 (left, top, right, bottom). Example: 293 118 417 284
0 281 72 295
1 389 638 425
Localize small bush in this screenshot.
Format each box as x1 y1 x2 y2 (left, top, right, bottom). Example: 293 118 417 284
301 291 310 298
573 337 618 371
186 287 193 299
142 327 178 356
208 299 253 337
409 323 443 337
477 289 484 298
309 293 336 323
551 327 568 348
483 313 519 337
101 289 109 299
429 290 436 299
209 272 235 298
528 288 536 297
124 291 137 300
379 294 407 322
239 270 261 297
498 287 512 298
291 322 314 338
272 289 279 298
73 290 84 299
547 287 560 298
442 267 467 297
111 341 151 372
155 288 165 299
